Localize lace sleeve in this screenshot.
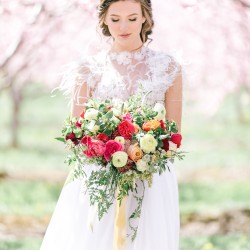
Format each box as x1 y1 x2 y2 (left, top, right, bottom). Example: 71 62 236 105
58 57 98 107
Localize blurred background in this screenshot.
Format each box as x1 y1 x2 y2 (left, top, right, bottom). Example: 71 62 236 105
0 0 250 249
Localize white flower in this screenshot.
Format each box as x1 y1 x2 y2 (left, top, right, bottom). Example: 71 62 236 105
140 134 158 153
114 136 125 144
136 159 147 172
87 120 100 133
153 103 166 121
85 108 99 120
112 151 128 168
169 141 177 151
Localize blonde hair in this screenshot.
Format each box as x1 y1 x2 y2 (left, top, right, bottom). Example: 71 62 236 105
98 0 154 43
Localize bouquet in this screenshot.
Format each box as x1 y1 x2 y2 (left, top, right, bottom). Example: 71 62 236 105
56 91 185 240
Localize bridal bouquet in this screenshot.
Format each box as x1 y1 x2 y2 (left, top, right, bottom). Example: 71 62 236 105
56 91 185 240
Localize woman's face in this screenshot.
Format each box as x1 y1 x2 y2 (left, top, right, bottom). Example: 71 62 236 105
104 0 146 48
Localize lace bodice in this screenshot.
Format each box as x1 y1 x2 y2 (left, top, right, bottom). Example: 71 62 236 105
60 46 181 107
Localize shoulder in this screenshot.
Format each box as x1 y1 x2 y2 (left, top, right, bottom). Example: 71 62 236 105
147 48 181 73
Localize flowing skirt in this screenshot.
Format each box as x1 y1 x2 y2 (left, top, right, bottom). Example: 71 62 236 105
40 161 180 250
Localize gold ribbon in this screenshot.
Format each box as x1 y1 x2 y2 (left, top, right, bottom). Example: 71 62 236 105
113 194 127 250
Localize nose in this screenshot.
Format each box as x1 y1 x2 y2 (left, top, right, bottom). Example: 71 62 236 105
119 20 128 32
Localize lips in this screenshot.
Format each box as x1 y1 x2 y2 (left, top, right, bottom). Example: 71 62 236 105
119 33 131 38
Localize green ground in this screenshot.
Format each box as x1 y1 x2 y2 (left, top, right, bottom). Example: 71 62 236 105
0 84 250 249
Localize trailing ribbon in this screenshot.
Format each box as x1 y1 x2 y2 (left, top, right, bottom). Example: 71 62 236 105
113 195 127 250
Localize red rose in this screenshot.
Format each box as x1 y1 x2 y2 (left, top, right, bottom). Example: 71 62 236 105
171 133 182 148
66 133 75 140
163 139 169 151
90 139 106 156
122 113 133 122
108 106 112 111
104 140 124 161
118 120 136 140
81 136 92 147
160 120 166 130
96 133 109 143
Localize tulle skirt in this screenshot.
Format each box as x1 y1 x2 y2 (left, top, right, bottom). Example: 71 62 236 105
40 161 180 250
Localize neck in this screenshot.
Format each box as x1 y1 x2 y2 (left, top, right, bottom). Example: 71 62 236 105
111 41 144 53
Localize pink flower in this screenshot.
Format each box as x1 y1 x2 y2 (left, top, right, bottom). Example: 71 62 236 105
104 140 124 161
83 139 106 158
90 139 106 156
122 113 133 122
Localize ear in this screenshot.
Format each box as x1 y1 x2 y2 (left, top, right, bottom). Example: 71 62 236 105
142 17 146 23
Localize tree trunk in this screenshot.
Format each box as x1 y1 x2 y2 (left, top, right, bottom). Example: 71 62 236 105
10 84 22 148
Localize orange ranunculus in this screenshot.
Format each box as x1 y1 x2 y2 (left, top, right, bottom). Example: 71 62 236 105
127 144 143 162
142 120 161 131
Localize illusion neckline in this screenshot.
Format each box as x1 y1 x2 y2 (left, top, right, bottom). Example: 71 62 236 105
107 46 149 65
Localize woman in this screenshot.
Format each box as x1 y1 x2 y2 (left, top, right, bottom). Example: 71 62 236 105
41 0 182 249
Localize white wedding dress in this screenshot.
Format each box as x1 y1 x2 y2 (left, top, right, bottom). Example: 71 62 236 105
41 45 181 250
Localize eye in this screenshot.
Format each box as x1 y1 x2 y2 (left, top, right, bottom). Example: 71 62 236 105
111 19 119 22
129 18 137 22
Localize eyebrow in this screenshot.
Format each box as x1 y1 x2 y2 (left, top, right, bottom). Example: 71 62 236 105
110 13 139 17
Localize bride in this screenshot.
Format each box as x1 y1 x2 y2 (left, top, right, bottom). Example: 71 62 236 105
41 0 182 249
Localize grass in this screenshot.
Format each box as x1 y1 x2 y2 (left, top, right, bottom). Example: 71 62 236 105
0 238 42 250
1 234 250 250
180 234 250 250
0 179 249 217
0 180 62 217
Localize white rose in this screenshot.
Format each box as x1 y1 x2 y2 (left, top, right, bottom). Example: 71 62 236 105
140 134 158 153
87 120 100 133
136 159 147 172
153 103 166 121
114 136 125 144
169 141 177 151
112 151 128 168
84 108 99 120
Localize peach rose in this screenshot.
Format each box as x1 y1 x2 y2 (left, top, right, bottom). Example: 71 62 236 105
142 120 161 132
127 143 143 162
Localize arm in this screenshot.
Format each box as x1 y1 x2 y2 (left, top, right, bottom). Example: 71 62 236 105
71 82 89 118
165 70 183 133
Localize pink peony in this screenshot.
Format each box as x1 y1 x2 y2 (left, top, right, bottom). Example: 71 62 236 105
104 140 124 161
90 139 106 156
